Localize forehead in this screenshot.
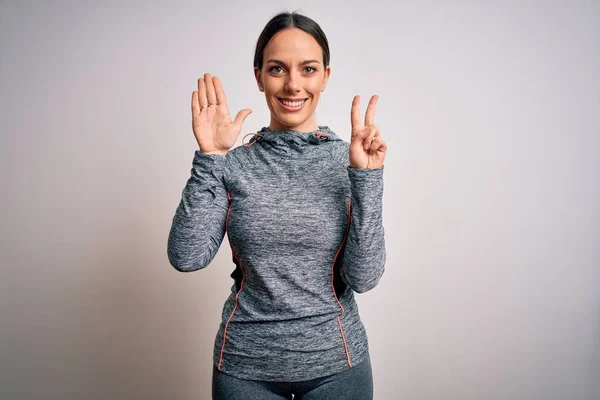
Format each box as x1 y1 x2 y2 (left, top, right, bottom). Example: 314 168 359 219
263 28 322 62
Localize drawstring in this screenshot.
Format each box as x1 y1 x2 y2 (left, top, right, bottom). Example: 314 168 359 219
314 131 329 140
242 132 264 147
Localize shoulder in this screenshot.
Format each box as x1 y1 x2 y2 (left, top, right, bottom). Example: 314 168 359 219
223 143 256 173
225 145 250 168
325 139 350 168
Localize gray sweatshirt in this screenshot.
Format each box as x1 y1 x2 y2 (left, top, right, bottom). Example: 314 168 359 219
167 125 386 381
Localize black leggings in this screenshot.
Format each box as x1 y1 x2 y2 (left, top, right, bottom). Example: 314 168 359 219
212 354 373 400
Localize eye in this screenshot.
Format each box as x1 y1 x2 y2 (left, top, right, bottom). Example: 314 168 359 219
305 66 317 73
269 66 284 74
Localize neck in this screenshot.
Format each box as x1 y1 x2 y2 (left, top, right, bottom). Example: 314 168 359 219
269 117 318 133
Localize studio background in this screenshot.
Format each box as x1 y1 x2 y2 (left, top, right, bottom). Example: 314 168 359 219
1 1 598 399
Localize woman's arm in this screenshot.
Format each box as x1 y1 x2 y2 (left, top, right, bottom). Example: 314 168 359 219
167 151 229 272
340 166 386 293
338 94 387 292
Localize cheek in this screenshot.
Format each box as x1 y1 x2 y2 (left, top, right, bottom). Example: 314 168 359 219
264 77 280 90
307 79 324 94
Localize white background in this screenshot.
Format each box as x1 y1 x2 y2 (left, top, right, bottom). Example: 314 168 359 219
1 1 598 399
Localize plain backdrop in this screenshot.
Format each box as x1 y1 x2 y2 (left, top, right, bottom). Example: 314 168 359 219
1 1 599 399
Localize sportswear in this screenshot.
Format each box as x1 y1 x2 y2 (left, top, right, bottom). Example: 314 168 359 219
167 125 386 381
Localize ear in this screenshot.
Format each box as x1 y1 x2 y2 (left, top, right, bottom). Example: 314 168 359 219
322 65 331 91
254 67 264 91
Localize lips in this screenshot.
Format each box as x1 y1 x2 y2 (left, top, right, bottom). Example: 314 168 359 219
278 97 308 111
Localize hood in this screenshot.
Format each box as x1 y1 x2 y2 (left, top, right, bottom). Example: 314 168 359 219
245 126 343 148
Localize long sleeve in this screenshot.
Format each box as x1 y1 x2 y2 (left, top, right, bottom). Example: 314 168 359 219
340 166 386 293
167 151 230 272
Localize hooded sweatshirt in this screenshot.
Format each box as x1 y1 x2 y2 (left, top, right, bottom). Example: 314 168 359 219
167 125 386 382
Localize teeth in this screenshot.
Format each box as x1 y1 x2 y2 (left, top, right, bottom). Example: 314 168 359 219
280 99 306 107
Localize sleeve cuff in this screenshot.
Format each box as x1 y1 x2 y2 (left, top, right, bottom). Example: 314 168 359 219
347 165 384 197
191 150 226 182
347 165 384 179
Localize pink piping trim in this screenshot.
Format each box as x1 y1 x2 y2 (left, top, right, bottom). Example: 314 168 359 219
330 196 352 313
330 195 353 367
218 191 246 370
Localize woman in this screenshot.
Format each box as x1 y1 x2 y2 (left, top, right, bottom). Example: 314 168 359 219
168 11 387 400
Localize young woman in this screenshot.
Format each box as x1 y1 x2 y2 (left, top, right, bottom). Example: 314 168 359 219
168 11 387 400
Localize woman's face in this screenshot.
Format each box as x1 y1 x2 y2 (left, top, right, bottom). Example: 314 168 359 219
254 27 330 132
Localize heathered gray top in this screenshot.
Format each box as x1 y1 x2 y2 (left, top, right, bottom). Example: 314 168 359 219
167 125 386 381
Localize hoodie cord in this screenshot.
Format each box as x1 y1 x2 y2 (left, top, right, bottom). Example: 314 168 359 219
242 133 264 147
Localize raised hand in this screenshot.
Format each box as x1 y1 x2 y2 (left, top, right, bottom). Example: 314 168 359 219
192 73 252 155
349 95 387 169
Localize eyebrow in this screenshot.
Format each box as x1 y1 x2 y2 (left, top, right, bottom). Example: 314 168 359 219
265 59 321 66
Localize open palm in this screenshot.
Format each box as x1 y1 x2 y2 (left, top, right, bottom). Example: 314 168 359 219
192 73 252 155
349 95 387 169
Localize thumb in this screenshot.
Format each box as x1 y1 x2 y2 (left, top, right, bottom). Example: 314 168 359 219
349 138 364 154
234 108 252 127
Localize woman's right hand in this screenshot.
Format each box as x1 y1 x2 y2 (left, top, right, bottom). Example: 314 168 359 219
192 73 252 155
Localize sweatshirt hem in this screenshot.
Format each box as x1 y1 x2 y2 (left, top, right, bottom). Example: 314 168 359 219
212 347 370 382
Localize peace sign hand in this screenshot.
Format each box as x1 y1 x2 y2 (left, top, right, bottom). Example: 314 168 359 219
349 95 387 169
191 73 252 155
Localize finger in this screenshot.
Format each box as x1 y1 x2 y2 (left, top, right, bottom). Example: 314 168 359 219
192 91 200 117
198 77 208 106
213 76 231 116
372 136 388 158
351 95 361 130
364 95 378 126
363 126 378 150
377 137 388 153
370 136 382 153
205 72 217 104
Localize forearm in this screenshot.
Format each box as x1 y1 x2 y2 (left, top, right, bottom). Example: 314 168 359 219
167 151 229 272
340 166 386 293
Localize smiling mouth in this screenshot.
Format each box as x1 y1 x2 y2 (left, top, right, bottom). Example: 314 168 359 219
278 98 308 108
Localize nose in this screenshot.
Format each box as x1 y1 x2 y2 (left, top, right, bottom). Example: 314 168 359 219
284 70 301 93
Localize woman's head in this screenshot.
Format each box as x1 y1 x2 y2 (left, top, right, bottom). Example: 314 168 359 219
253 11 331 132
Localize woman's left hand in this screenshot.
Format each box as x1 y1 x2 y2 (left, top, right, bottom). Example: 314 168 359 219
349 95 387 169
